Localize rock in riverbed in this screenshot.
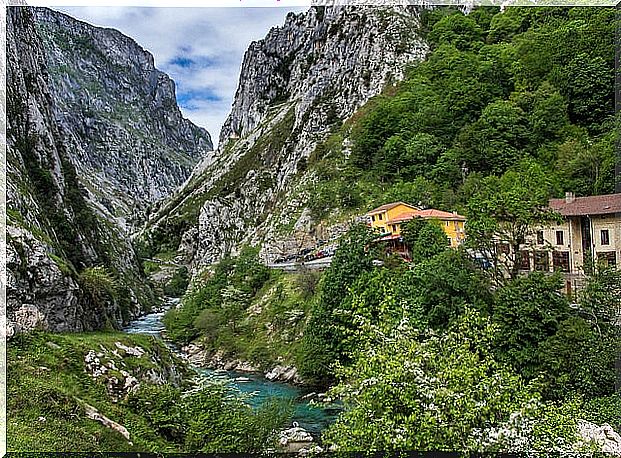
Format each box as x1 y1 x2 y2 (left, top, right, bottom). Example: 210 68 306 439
279 423 314 453
265 365 302 383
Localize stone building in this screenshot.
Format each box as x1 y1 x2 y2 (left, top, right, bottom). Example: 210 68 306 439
520 192 621 294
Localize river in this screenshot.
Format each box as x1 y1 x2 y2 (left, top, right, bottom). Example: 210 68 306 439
123 306 339 435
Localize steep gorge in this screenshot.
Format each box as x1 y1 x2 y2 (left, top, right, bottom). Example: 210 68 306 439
145 6 428 272
34 7 213 230
6 7 211 334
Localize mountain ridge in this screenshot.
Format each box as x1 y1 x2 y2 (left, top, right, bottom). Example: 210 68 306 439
144 5 429 272
6 6 213 334
35 7 213 231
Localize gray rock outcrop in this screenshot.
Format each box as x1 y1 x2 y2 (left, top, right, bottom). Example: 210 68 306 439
577 420 621 455
34 7 213 229
146 6 428 272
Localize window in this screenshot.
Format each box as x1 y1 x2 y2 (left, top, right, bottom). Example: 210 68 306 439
519 251 531 270
446 221 450 227
601 229 610 245
556 231 564 246
537 231 544 245
598 251 616 267
371 215 376 222
378 214 383 221
534 251 549 271
553 251 570 272
392 224 397 232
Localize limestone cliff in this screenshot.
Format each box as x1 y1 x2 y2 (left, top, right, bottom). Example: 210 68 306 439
146 6 428 271
6 7 210 334
34 7 213 230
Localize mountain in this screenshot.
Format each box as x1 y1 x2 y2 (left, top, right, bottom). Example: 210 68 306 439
144 6 428 271
34 7 213 230
6 7 211 334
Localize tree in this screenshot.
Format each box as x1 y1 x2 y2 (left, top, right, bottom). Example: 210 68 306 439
556 135 616 196
298 224 377 383
324 309 538 451
401 217 449 264
401 133 444 180
457 100 532 175
558 54 614 133
427 13 484 51
537 316 620 400
465 159 562 282
579 265 621 334
402 249 492 329
492 272 570 379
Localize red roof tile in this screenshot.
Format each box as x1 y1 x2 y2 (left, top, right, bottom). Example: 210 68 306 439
367 202 419 215
417 209 466 221
386 209 466 224
549 194 621 216
389 211 420 223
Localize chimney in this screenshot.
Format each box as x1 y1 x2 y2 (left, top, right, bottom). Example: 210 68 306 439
565 192 575 204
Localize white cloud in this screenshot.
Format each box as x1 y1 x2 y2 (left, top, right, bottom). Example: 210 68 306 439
54 6 304 145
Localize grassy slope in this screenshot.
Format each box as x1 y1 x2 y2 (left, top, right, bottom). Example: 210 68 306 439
8 332 187 452
193 270 319 371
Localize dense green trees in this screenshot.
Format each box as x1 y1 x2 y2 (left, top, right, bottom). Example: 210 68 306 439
341 6 615 213
163 246 271 343
319 247 620 451
298 224 378 383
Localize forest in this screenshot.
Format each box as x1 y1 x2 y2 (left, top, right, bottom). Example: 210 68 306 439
164 6 620 452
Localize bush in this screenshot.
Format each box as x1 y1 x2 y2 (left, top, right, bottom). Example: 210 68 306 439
126 382 291 453
79 267 118 318
295 269 321 300
164 266 190 297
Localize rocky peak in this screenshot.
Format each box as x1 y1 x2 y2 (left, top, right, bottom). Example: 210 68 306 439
220 6 423 146
34 7 213 230
147 6 428 271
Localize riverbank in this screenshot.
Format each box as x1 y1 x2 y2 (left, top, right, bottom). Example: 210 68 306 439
7 328 310 453
181 342 305 384
127 305 340 438
162 254 320 381
7 331 190 451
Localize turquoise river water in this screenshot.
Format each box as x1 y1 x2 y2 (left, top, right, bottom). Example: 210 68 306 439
123 309 339 435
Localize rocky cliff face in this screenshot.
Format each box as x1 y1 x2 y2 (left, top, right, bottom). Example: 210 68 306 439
146 6 428 271
6 6 205 334
34 8 212 230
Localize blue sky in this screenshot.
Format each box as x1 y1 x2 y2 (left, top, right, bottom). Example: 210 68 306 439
55 6 303 146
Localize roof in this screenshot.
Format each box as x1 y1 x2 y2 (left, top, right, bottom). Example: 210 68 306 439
417 209 466 221
549 194 621 216
389 211 420 224
387 209 466 224
367 202 419 215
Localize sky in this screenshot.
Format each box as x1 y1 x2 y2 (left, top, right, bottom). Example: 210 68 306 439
55 6 304 146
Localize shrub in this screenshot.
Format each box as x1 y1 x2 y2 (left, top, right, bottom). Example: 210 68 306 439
164 266 190 297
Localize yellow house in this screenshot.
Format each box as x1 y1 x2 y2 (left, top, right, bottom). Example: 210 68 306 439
367 202 420 235
366 203 466 248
